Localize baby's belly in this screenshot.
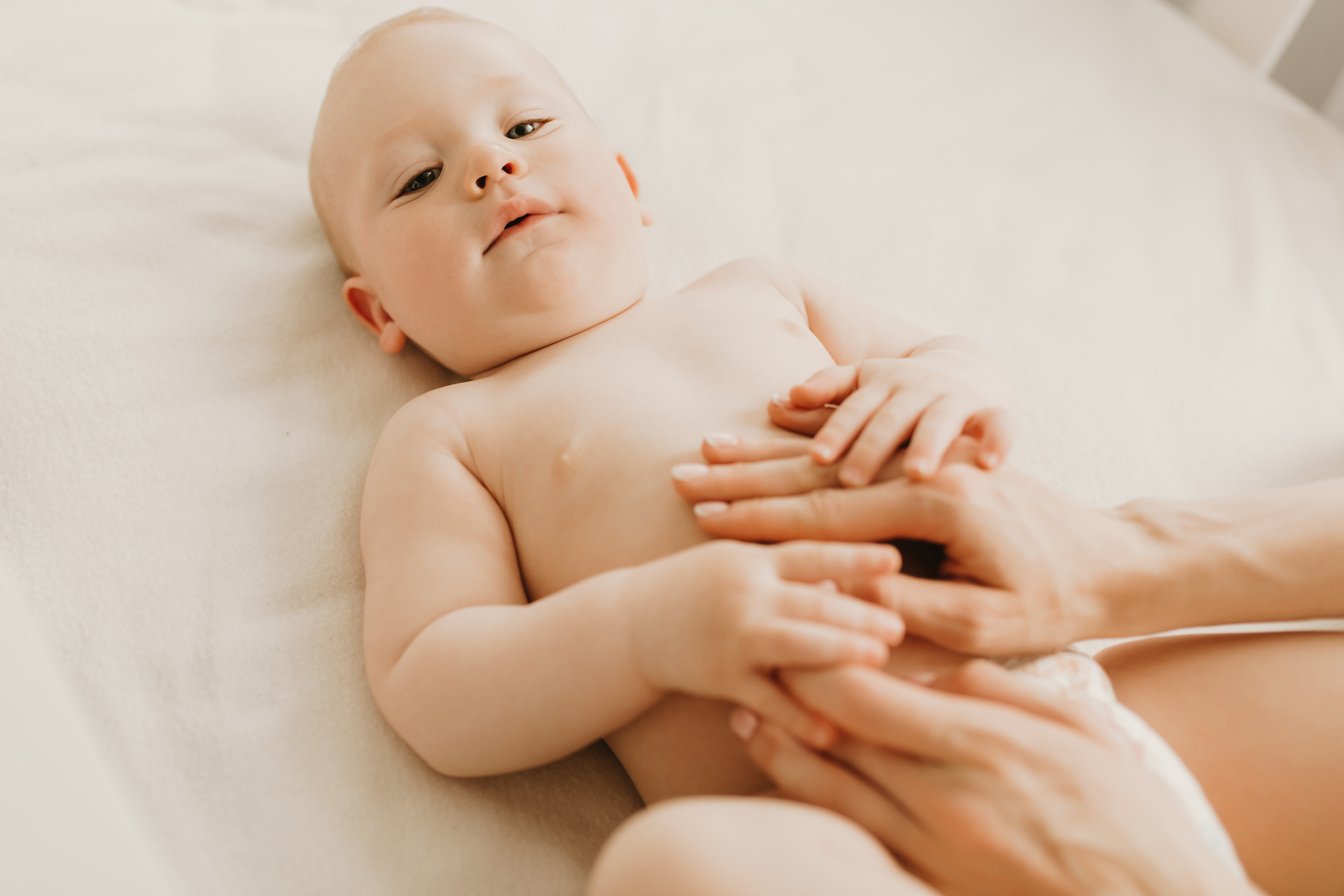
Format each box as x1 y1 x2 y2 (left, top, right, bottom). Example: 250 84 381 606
608 638 974 804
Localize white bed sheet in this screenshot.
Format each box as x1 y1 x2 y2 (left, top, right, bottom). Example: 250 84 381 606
3 0 1343 893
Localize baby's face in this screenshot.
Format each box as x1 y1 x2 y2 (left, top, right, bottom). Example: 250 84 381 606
311 18 650 375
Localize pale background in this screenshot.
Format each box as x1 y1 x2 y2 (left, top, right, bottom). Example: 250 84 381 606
3 1 1343 893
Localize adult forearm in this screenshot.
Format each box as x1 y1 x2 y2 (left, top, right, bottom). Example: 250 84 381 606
375 567 656 777
1106 478 1344 634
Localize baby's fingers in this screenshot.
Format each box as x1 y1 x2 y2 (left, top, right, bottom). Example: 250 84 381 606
766 397 835 437
776 585 905 645
809 386 886 465
902 397 969 481
836 393 926 487
771 541 901 584
734 677 838 750
964 407 1012 469
788 365 859 409
748 618 891 669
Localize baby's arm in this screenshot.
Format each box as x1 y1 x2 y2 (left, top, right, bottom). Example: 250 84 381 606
359 397 660 776
760 259 1012 485
359 395 904 777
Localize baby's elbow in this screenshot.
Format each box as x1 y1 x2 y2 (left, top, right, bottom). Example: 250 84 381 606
370 668 501 779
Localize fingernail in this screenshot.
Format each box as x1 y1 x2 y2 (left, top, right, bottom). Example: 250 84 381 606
813 445 835 464
770 393 793 408
908 670 940 685
981 452 999 467
880 614 905 641
809 721 836 748
818 578 838 591
671 463 709 481
838 467 864 487
693 501 728 517
704 432 739 447
730 707 758 740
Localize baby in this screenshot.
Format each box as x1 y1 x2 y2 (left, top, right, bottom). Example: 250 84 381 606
308 7 1240 888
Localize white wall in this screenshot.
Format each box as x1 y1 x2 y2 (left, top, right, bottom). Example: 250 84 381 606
1167 0 1344 129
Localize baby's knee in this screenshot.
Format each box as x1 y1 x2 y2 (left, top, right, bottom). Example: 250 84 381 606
587 797 740 896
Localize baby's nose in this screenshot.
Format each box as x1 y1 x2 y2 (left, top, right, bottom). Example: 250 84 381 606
467 147 526 195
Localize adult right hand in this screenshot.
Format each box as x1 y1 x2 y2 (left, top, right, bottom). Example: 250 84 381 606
672 435 1153 655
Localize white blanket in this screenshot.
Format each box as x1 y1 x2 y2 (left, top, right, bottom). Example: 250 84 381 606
3 0 1343 892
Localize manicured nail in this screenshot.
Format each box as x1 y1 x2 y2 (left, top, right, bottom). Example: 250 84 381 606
730 707 758 740
704 432 739 447
693 501 728 517
671 463 709 481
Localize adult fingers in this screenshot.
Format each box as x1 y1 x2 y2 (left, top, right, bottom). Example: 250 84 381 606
738 716 933 860
928 659 1128 748
698 432 811 464
774 585 906 645
875 575 1031 656
787 364 859 409
671 454 839 503
780 665 993 764
734 677 838 750
694 480 955 545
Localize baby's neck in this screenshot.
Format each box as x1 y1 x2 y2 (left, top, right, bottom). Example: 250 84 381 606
466 295 649 380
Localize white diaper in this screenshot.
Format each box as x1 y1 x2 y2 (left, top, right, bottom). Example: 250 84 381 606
1001 650 1245 877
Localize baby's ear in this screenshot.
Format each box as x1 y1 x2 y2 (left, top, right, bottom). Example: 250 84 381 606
343 276 406 355
615 153 654 227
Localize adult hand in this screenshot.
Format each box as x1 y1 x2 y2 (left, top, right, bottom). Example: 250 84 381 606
673 434 1149 654
734 661 1255 896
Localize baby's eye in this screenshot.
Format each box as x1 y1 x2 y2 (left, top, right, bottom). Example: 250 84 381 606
398 167 440 197
505 118 551 139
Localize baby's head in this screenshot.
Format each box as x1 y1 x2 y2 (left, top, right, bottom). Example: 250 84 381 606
309 8 652 376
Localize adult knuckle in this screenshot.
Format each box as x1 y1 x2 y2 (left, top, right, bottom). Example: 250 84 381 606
933 463 982 499
801 489 837 532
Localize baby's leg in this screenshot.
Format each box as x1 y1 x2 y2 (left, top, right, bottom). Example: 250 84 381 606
586 795 937 896
1099 631 1344 896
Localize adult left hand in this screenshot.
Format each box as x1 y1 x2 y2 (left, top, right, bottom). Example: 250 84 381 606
733 661 1254 896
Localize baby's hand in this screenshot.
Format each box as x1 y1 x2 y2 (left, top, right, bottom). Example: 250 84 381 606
775 358 1011 486
628 540 905 749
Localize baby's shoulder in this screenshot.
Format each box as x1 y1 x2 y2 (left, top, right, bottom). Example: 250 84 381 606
682 256 805 312
372 383 479 469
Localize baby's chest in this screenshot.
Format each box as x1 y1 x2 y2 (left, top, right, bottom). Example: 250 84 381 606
479 295 834 595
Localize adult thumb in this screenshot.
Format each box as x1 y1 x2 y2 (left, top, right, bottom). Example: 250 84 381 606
879 576 1019 656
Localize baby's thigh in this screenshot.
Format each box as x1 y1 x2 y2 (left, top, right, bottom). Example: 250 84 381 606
1100 631 1344 896
587 795 937 896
